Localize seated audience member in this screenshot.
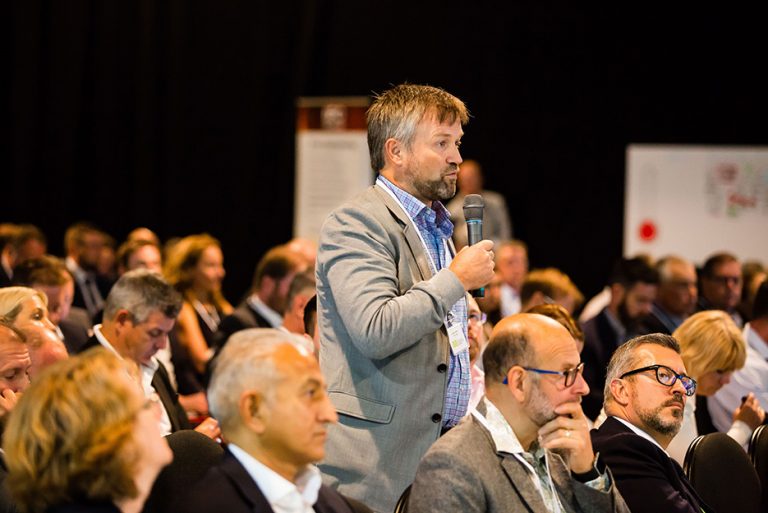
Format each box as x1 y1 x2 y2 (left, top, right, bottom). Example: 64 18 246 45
477 270 503 331
175 329 370 513
520 267 584 315
467 297 488 412
12 255 90 353
645 255 698 334
280 272 316 336
710 281 768 434
528 303 585 353
96 233 118 298
666 310 761 464
116 239 163 276
78 269 219 439
445 159 513 248
126 226 161 247
581 257 659 420
64 222 107 323
0 322 31 419
496 240 529 317
286 237 319 270
0 224 47 287
409 314 629 513
738 260 766 321
0 224 18 287
216 244 307 345
164 234 233 393
303 295 320 354
0 287 68 380
697 252 744 327
3 348 173 513
591 333 714 513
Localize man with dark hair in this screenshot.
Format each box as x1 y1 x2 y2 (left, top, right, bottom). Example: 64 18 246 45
581 257 659 419
645 255 698 335
78 269 219 439
115 238 162 275
709 280 768 432
697 251 744 327
216 245 307 345
64 222 107 322
280 272 316 336
591 334 713 513
409 313 628 513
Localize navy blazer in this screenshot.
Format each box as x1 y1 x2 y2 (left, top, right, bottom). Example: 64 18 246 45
175 450 367 513
591 416 713 513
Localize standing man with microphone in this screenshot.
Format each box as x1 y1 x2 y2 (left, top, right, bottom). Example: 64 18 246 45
316 84 495 513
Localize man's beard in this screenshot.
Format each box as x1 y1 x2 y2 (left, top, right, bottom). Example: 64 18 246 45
525 381 558 427
408 165 458 202
636 395 685 437
618 300 643 333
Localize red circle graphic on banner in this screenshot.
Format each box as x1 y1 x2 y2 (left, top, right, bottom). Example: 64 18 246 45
639 220 657 242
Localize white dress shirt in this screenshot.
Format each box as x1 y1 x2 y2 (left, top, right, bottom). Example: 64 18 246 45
228 444 322 513
247 294 283 328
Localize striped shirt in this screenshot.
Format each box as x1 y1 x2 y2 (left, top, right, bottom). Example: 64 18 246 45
377 175 470 426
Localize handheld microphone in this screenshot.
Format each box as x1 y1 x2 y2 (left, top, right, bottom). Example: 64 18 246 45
463 194 485 297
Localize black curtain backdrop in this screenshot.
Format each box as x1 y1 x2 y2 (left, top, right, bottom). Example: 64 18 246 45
5 2 767 304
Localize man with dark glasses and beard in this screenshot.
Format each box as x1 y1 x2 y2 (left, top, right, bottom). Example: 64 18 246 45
591 333 714 513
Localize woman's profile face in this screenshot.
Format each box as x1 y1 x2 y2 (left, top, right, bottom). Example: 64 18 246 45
192 245 225 294
695 369 732 396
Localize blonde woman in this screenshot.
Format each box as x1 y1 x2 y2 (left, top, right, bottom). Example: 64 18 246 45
3 347 172 513
163 234 232 393
666 310 764 464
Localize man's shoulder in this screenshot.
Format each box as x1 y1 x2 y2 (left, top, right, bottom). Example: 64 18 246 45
423 415 493 463
592 418 665 461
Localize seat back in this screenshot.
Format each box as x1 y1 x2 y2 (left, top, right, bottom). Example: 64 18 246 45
684 432 762 513
393 484 411 513
141 430 224 513
749 424 768 512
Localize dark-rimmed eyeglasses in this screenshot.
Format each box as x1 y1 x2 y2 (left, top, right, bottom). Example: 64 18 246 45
619 364 697 396
503 362 585 388
468 312 487 325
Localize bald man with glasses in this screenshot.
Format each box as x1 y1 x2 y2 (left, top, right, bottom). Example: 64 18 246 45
591 333 714 513
409 313 628 513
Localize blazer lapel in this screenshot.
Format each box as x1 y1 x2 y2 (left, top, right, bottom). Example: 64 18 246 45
151 370 181 433
499 454 549 513
219 452 275 512
373 186 434 281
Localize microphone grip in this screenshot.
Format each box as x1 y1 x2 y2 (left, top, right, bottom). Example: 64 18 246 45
466 219 485 298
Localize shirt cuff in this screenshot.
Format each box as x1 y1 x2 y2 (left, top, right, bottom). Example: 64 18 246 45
728 419 753 448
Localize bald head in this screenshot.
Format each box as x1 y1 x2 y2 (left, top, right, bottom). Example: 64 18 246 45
484 313 577 384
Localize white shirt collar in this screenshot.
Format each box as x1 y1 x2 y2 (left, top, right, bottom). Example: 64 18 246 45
247 294 284 328
472 396 526 455
745 323 768 360
612 415 669 454
228 443 322 513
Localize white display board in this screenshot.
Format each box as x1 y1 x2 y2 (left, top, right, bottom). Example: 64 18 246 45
294 131 372 241
625 145 768 264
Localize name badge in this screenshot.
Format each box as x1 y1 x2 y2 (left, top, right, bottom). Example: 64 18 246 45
447 320 469 355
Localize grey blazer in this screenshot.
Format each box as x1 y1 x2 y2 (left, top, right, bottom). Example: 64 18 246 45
316 184 466 513
409 404 630 513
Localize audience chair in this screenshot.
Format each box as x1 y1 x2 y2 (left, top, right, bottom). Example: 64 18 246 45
141 430 224 513
393 484 411 513
684 432 761 513
749 424 768 512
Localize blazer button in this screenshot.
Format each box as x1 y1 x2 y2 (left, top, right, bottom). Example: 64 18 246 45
431 413 442 423
436 363 447 373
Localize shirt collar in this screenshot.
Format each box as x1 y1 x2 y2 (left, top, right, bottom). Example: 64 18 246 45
376 175 454 239
228 444 322 509
472 396 527 455
247 294 284 328
611 415 669 454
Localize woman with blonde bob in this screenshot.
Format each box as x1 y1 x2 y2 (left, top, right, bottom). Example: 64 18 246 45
666 310 764 464
3 348 172 513
163 234 232 393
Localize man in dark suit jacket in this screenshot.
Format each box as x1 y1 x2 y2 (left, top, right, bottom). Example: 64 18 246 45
175 329 370 513
644 255 698 335
581 257 659 420
591 333 714 513
215 245 307 348
77 269 219 439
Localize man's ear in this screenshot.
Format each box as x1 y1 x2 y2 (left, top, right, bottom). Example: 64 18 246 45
609 378 630 407
384 138 405 167
240 391 267 433
505 366 528 403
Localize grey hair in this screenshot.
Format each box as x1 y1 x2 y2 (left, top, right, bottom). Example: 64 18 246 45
603 333 681 407
207 328 313 433
103 269 182 324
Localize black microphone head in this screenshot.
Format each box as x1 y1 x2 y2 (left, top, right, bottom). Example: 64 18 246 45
463 194 484 221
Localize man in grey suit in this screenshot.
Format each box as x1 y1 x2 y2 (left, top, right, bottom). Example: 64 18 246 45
316 83 495 513
409 313 629 513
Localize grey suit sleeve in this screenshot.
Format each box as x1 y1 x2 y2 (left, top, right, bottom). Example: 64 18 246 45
408 445 486 513
319 203 465 360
